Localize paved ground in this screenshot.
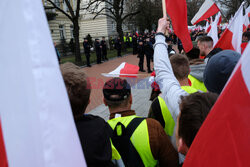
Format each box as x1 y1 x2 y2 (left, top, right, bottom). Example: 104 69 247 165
82 53 154 113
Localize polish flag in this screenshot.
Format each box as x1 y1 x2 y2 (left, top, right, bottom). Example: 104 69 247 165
0 1 86 166
165 0 193 52
183 42 250 167
214 2 245 53
102 62 139 78
191 0 220 25
205 20 210 32
217 14 222 26
208 12 221 46
243 6 250 32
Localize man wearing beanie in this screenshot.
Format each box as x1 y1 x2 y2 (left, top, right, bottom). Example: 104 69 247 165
103 78 178 167
204 50 241 94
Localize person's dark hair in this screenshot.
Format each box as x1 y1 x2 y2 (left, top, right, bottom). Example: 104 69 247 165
60 62 91 118
197 36 213 48
178 92 218 147
186 47 200 60
170 54 190 80
243 31 250 41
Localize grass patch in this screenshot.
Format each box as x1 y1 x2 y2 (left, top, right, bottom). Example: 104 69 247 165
61 48 133 66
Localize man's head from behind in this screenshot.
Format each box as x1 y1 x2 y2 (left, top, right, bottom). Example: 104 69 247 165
60 62 91 118
186 47 200 60
170 54 190 83
103 78 132 112
204 50 240 94
176 92 218 155
197 36 213 57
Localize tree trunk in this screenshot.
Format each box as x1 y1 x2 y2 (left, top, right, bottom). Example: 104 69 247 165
116 19 126 51
73 19 82 64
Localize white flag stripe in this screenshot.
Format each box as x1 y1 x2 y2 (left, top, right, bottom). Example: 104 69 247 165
241 42 250 93
0 0 86 167
208 12 220 46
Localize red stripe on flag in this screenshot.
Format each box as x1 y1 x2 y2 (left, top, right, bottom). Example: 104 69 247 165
207 25 211 33
119 63 139 78
214 28 235 50
193 4 220 25
183 65 250 167
165 0 193 52
0 120 8 167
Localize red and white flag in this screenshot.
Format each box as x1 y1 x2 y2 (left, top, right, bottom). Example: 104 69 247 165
183 42 250 167
165 0 193 52
208 12 221 46
102 62 139 78
214 2 245 53
191 0 220 25
0 1 86 166
243 6 250 32
205 20 210 33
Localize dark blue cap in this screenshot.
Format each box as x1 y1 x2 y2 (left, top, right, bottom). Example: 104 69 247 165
204 50 241 94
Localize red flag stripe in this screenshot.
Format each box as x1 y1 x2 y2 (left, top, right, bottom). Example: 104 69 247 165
0 120 8 167
214 28 235 50
119 63 139 78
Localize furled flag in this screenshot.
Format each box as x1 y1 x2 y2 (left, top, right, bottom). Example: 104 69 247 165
102 62 139 78
165 0 193 52
183 41 250 167
208 12 221 46
0 0 86 167
214 2 245 53
243 6 250 32
191 0 220 25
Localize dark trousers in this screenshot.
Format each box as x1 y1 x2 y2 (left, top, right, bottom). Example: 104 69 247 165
133 47 137 55
146 54 151 71
96 53 101 64
117 49 121 57
102 52 108 61
138 54 144 70
85 53 90 66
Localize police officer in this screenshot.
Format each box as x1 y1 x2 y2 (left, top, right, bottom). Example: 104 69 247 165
132 34 138 55
95 39 102 64
101 37 108 61
138 40 145 72
83 38 91 67
144 37 153 73
115 37 122 57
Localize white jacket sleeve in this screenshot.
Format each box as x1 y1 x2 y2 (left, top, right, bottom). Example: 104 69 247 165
153 34 187 120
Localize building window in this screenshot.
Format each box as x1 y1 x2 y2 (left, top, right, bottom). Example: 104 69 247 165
54 0 60 7
59 25 65 39
112 21 115 31
70 25 74 39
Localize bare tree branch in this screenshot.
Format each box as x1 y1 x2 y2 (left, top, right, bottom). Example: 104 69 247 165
47 0 73 21
122 11 140 21
64 0 75 17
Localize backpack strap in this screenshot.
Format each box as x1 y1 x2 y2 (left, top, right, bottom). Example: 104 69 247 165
111 117 145 167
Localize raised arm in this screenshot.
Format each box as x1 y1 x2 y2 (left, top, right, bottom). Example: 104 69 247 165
153 18 187 120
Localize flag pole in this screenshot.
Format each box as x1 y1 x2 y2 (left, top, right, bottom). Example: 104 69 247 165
162 0 167 18
162 0 169 35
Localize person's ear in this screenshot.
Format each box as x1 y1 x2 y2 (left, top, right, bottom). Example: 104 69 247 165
129 95 132 105
103 98 108 106
177 138 189 155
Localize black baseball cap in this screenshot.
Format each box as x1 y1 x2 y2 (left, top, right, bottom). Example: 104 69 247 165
103 78 131 101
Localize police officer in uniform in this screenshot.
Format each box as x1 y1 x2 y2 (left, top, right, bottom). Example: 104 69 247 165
101 37 108 61
83 38 91 67
144 37 153 73
132 34 138 55
137 40 145 72
95 39 102 64
115 37 122 57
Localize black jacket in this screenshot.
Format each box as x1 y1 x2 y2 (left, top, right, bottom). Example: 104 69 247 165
75 114 114 167
83 41 90 54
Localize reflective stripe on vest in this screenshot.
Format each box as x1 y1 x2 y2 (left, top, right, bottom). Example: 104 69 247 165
108 115 157 167
159 86 198 136
188 75 207 92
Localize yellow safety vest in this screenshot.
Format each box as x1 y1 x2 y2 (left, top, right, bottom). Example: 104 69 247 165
123 36 126 42
188 75 207 92
108 115 157 167
129 37 132 42
158 86 198 136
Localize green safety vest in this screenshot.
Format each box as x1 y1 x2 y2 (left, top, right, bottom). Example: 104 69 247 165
123 36 126 42
108 115 158 167
188 75 207 92
129 37 132 42
158 86 198 136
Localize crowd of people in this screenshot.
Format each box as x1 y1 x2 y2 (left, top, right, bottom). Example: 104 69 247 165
59 16 248 167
